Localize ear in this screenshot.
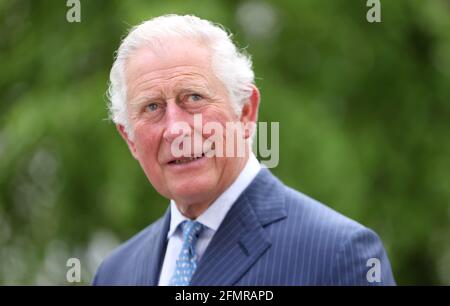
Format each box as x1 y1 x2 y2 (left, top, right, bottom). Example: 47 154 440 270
240 85 260 139
116 124 138 160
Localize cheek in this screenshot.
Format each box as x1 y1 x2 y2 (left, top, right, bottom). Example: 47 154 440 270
201 108 244 158
133 121 161 159
202 105 237 129
133 122 168 193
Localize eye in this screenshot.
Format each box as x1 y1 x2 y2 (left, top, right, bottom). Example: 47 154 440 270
187 94 203 102
146 103 159 112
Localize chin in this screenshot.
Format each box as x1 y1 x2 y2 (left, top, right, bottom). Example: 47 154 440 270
168 175 218 204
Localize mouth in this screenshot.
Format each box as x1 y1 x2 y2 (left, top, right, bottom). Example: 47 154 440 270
168 152 206 165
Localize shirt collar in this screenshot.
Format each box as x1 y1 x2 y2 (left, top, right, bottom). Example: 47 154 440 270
167 153 261 238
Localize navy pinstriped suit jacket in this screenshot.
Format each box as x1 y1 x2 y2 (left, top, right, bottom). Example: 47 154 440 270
93 168 395 285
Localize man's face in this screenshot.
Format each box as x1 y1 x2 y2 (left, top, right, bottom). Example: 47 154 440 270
119 39 256 210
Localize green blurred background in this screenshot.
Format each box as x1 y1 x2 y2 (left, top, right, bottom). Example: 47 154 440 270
0 0 449 285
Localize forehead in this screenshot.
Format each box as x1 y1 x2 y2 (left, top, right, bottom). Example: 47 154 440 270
125 39 215 89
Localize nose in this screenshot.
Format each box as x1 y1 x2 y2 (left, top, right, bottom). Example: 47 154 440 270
162 100 192 144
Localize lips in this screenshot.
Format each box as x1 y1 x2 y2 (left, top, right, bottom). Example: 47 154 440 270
168 152 206 165
166 142 214 165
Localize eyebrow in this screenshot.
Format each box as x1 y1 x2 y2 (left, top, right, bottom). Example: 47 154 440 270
130 81 214 106
129 94 162 109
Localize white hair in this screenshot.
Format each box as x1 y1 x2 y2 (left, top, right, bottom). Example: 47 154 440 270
108 14 255 138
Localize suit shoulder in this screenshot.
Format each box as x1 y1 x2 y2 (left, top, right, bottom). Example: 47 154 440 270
282 185 370 239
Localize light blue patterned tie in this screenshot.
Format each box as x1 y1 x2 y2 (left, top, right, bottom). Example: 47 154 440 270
169 220 204 286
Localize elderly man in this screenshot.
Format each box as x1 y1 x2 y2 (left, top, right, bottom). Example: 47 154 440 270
93 14 395 286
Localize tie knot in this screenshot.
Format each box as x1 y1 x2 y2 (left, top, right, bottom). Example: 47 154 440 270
181 220 203 241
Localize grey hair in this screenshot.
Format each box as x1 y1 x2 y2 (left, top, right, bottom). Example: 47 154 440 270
107 14 255 138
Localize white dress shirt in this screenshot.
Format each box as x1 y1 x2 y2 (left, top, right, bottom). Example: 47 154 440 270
158 153 261 285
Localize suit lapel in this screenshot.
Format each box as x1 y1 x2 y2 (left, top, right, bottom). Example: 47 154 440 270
190 169 287 285
137 207 171 285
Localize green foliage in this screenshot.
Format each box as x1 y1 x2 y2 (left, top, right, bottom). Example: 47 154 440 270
0 0 449 285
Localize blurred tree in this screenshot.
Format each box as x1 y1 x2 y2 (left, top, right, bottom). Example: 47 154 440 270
0 0 449 285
